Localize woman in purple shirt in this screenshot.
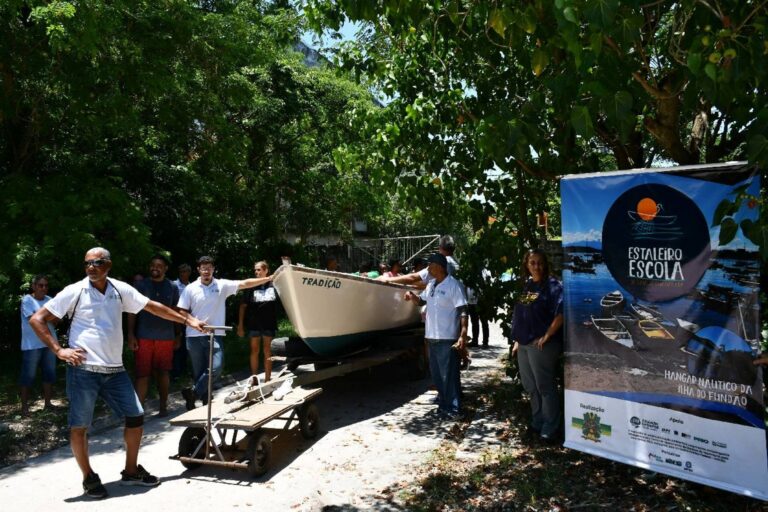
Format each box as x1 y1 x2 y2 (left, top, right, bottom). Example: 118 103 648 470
510 249 564 443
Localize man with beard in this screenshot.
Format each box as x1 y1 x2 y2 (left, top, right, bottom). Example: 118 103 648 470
127 254 180 417
178 255 272 410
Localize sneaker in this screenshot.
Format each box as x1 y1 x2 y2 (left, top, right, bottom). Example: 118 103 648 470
181 388 196 411
540 429 563 445
120 464 160 487
439 409 462 421
83 471 108 499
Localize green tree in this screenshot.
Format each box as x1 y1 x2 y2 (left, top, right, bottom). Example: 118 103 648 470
305 0 768 305
0 1 384 346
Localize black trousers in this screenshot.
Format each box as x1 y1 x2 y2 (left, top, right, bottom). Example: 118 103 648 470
467 304 489 345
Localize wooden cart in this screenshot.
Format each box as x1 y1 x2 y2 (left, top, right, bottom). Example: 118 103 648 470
169 383 322 477
169 326 424 476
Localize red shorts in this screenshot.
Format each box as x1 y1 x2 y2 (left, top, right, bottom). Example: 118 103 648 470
135 338 175 377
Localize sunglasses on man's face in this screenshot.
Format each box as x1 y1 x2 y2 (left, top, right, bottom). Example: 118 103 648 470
84 259 109 268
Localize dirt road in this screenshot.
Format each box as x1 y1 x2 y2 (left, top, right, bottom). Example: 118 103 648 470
0 325 508 512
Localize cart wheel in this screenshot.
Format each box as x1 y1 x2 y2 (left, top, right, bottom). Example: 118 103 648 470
298 403 320 439
178 427 207 470
247 430 272 477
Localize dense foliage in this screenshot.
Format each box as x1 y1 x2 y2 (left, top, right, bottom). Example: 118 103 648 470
305 0 767 315
0 0 392 345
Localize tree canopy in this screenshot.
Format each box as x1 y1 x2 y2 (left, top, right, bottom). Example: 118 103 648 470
0 0 399 342
305 0 767 305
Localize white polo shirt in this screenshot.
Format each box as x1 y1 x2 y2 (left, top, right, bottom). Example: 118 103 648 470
45 277 148 367
177 278 240 337
420 275 467 340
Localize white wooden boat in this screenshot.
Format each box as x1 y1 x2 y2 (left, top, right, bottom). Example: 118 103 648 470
591 315 634 349
600 290 625 314
271 265 422 356
629 302 664 321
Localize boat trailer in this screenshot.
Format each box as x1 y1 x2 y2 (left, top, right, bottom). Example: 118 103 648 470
169 326 424 476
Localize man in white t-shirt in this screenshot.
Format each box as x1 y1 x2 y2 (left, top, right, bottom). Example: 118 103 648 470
405 253 468 418
177 255 272 410
29 247 207 500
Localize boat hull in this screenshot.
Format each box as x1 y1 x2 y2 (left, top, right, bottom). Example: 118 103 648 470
271 265 422 356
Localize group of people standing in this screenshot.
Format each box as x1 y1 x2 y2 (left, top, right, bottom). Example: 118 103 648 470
21 247 278 499
17 239 565 499
391 239 565 442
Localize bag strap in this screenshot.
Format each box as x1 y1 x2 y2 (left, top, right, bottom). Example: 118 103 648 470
65 279 124 340
65 289 83 341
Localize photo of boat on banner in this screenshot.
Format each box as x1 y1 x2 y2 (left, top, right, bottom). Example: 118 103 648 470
561 164 762 427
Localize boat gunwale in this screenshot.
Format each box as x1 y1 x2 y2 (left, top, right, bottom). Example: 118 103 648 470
272 264 423 291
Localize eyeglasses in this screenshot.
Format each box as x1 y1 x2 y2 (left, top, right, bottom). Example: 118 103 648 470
35 283 49 288
84 259 109 268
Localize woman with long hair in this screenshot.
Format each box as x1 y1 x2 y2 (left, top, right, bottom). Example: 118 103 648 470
237 261 278 381
510 248 564 443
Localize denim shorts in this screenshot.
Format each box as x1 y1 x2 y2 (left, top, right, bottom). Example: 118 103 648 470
66 366 143 428
19 348 57 387
248 330 276 338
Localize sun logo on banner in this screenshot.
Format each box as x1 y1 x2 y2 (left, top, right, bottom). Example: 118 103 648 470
627 198 682 241
636 197 660 221
604 183 710 302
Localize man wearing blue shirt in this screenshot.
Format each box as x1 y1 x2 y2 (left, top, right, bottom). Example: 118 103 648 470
19 274 58 416
127 255 180 417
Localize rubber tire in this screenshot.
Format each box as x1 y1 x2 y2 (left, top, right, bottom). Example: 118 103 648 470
298 403 320 439
178 427 207 470
247 430 272 477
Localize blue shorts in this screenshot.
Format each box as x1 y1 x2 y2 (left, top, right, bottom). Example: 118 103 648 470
248 330 276 338
66 366 143 428
19 348 57 387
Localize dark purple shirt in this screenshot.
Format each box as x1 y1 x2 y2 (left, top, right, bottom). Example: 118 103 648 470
510 276 563 345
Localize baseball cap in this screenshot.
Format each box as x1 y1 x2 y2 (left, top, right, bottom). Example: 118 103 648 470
427 253 448 269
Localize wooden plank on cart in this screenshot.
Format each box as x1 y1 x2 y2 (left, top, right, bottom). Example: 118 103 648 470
169 387 321 429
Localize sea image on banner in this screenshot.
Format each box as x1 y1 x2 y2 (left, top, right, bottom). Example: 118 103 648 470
560 162 764 499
